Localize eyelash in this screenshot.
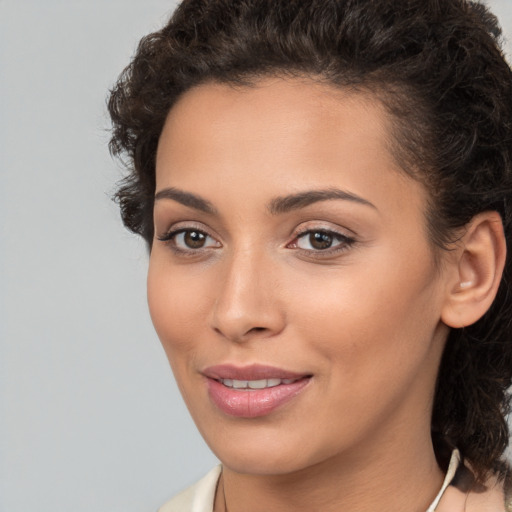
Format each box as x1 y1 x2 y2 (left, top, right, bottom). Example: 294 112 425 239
288 228 356 257
157 227 220 256
157 226 356 258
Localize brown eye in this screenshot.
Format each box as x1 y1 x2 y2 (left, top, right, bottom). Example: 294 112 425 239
293 229 354 253
183 230 207 248
309 231 333 250
158 228 221 251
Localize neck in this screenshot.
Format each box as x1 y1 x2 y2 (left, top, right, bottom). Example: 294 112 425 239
217 427 444 512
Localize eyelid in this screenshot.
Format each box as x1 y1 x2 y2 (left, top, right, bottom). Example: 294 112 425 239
157 220 216 240
291 229 353 247
286 222 357 256
156 221 222 254
291 220 356 241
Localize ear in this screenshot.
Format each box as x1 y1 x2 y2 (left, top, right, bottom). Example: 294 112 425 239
441 211 506 329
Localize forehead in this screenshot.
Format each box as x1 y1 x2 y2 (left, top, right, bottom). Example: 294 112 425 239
155 77 427 223
158 77 393 160
157 77 397 178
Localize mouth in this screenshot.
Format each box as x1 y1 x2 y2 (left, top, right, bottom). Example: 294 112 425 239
202 365 312 418
218 377 302 389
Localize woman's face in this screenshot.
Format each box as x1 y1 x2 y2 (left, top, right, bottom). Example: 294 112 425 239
148 78 451 475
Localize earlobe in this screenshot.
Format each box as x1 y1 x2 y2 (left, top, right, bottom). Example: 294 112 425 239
441 211 506 329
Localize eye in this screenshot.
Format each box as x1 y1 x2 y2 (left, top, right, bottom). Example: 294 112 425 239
289 229 355 252
298 231 337 250
158 228 221 251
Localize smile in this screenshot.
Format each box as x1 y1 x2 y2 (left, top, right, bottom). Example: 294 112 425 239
219 378 300 389
203 365 312 418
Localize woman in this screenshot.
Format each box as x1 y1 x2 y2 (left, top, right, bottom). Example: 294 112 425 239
108 0 512 510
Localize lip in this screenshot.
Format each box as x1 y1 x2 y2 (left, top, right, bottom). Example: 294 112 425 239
203 364 312 418
202 364 307 381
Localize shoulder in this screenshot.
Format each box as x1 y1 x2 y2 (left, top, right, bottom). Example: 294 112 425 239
465 462 512 512
465 476 512 512
442 462 512 512
158 466 222 512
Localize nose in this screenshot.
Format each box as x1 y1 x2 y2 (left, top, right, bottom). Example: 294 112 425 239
210 248 286 343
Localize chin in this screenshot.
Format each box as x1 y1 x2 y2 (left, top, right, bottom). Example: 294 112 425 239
215 447 310 475
199 423 331 476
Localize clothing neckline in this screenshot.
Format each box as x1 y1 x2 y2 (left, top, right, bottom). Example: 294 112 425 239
164 450 462 512
426 449 461 512
211 450 461 512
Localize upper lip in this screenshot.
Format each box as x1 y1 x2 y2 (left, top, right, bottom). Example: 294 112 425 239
202 364 309 381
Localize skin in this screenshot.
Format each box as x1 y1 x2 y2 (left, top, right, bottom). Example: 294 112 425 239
148 77 461 512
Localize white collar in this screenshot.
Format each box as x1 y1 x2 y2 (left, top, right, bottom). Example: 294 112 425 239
426 449 461 512
160 450 462 512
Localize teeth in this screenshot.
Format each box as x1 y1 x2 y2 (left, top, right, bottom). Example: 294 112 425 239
220 378 298 389
248 379 267 389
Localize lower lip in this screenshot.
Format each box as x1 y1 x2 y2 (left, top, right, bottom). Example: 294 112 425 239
206 377 311 418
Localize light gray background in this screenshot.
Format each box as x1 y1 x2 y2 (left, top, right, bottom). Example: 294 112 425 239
1 1 511 511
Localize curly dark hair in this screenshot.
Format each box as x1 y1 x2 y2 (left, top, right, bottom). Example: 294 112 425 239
108 0 512 482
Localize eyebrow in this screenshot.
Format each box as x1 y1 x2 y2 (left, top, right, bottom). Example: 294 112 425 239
154 186 376 215
268 188 376 214
154 187 218 214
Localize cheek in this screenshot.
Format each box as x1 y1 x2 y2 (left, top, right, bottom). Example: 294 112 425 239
147 257 219 411
281 257 445 446
286 247 443 381
147 257 211 360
